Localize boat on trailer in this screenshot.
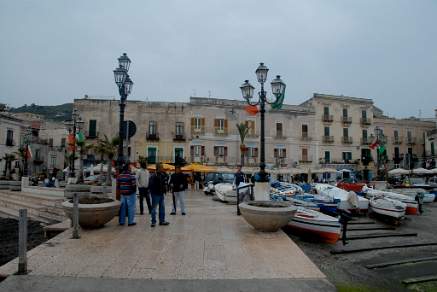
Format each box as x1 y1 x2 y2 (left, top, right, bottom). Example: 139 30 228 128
287 207 341 244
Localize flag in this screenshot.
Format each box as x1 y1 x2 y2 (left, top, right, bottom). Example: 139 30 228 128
67 133 76 152
369 137 379 150
25 145 32 159
76 132 85 143
377 145 386 155
244 105 259 116
271 93 285 110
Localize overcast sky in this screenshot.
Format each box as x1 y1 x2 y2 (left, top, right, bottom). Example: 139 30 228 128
1 0 436 118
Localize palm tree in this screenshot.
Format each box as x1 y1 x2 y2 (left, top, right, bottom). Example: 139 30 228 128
236 123 249 167
2 153 16 179
94 140 107 183
99 135 120 186
76 140 94 184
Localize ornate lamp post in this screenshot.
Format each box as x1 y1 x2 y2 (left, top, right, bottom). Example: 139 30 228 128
240 63 286 183
64 109 84 178
113 53 133 172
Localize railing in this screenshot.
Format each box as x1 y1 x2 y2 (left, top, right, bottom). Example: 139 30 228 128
246 132 258 138
275 134 286 140
191 127 205 136
392 137 403 145
341 116 352 124
407 137 416 145
300 135 312 141
146 132 160 141
214 128 228 136
299 159 312 164
322 114 333 123
360 117 371 125
361 137 371 145
173 134 186 142
322 135 334 143
342 136 353 144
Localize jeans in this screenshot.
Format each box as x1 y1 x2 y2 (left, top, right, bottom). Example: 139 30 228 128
172 191 186 213
119 193 136 225
138 187 152 214
151 194 165 224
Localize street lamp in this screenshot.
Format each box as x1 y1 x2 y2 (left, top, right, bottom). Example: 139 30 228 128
113 53 133 172
240 63 286 183
64 109 84 178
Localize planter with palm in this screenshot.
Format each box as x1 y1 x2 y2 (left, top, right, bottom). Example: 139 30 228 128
236 123 249 166
99 135 120 186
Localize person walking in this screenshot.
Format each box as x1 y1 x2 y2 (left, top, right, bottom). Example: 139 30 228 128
136 161 151 215
117 163 137 226
170 166 188 215
148 163 170 227
338 209 352 245
234 165 248 201
194 172 201 191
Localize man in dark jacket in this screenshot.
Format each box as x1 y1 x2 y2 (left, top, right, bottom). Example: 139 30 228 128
148 163 170 227
170 166 188 215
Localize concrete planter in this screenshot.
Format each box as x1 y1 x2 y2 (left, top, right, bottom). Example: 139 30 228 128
64 184 91 199
239 201 297 232
62 198 120 229
8 181 21 191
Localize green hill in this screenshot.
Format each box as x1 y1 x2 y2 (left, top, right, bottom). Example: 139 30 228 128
10 103 73 122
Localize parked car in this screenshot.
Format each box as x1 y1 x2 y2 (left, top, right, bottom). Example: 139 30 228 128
203 173 235 195
336 178 366 193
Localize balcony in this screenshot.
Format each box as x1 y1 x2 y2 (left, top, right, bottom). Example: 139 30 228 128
407 137 416 145
214 128 228 136
146 132 159 141
247 132 258 138
191 127 205 137
275 133 286 140
300 134 312 141
322 135 334 143
341 116 352 125
322 114 333 123
86 131 99 139
274 157 287 166
342 136 353 144
361 137 371 145
299 159 312 164
392 137 403 145
5 139 14 147
173 134 186 142
360 117 372 126
215 156 227 165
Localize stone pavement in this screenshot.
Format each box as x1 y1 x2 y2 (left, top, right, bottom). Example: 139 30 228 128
0 191 332 291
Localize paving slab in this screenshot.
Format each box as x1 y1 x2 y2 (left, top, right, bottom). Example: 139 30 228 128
0 191 325 281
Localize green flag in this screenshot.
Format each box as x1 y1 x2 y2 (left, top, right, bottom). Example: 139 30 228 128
377 145 386 155
271 93 285 110
76 132 85 143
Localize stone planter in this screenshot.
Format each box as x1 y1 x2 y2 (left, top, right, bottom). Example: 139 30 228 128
239 201 297 232
62 197 120 229
64 184 91 199
9 181 21 191
90 185 113 198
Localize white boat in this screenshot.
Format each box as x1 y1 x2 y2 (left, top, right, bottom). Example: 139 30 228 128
363 186 418 215
369 196 406 219
313 184 369 212
287 207 341 244
214 182 250 204
385 188 435 203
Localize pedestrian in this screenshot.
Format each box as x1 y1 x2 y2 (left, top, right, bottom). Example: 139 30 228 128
194 172 201 191
234 165 248 201
136 161 151 215
117 163 137 226
170 166 188 215
338 209 352 245
415 193 424 215
148 163 170 227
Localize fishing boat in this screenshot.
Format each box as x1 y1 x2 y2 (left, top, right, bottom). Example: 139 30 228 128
385 188 435 203
313 184 369 213
369 196 406 220
270 193 320 211
363 187 418 215
287 207 341 244
214 182 250 204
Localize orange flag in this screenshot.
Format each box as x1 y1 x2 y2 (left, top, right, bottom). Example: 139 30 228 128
245 105 259 116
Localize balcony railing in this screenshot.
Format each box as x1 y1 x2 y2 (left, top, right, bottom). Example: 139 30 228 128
341 116 352 124
392 137 403 145
361 137 371 145
5 139 14 147
173 134 186 142
214 128 227 136
322 114 333 123
360 117 372 125
407 137 416 145
322 135 334 143
247 132 258 138
146 132 160 141
342 136 353 144
86 131 99 139
191 127 205 136
300 134 312 141
299 159 312 164
275 133 286 140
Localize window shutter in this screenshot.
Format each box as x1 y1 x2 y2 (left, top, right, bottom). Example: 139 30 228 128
253 147 258 157
214 119 219 128
224 146 228 157
201 146 205 156
191 117 195 127
190 145 194 156
283 148 286 158
201 118 205 127
214 146 218 156
274 148 278 158
224 119 228 129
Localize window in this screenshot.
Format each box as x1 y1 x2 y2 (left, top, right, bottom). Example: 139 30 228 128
214 146 227 157
274 148 286 158
147 147 157 164
431 142 435 156
49 138 53 147
407 130 412 141
245 120 255 136
175 148 184 161
394 147 400 158
302 124 308 137
194 117 201 129
362 110 367 119
6 129 13 146
247 147 258 158
175 122 184 136
191 145 204 157
35 149 41 160
342 108 348 118
276 122 283 137
149 121 157 135
50 155 56 168
323 106 330 116
342 152 352 163
343 128 349 137
362 129 368 139
214 118 227 133
61 138 66 148
324 151 331 163
394 130 399 139
324 127 330 136
88 120 97 138
191 117 205 134
301 148 308 161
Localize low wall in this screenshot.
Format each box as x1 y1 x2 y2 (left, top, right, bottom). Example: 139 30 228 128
21 177 64 198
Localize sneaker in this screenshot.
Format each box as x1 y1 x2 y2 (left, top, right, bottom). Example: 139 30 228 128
182 212 186 216
151 223 156 227
170 212 176 215
159 221 170 226
128 223 136 226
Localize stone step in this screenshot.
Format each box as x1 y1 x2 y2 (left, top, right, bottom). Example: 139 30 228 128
0 206 54 225
0 190 63 208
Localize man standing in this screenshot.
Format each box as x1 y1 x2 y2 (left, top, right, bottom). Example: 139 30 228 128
117 163 137 226
234 165 248 201
136 161 151 215
170 166 188 215
148 163 170 227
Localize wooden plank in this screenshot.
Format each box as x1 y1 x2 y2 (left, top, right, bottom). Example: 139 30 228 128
331 242 437 255
341 232 417 240
402 275 437 285
366 256 437 269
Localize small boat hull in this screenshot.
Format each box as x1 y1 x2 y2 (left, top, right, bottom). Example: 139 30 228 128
405 205 418 215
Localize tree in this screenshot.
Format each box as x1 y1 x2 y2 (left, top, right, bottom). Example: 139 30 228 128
98 135 120 186
75 140 94 184
94 140 107 183
236 123 249 166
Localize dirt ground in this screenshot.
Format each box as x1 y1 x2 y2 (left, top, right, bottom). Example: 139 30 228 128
285 203 437 291
0 218 47 267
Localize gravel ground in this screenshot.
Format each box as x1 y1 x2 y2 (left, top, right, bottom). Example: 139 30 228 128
0 218 47 267
285 203 437 291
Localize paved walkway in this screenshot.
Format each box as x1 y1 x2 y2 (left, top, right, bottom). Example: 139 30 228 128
0 191 331 289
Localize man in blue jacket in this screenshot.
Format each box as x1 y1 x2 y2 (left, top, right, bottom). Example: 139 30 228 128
148 163 170 227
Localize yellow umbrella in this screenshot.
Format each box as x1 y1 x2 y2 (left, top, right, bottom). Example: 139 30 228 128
182 164 216 173
147 163 175 172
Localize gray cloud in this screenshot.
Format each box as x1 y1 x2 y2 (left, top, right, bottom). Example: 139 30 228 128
0 0 436 118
